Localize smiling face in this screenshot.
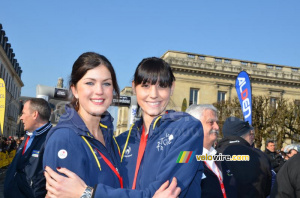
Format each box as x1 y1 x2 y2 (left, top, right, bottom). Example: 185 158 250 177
71 65 113 119
200 109 219 149
133 81 174 124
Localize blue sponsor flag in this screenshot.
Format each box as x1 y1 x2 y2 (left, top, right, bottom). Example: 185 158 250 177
235 71 252 125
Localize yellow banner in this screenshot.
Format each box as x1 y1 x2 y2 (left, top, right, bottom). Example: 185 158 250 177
0 78 5 135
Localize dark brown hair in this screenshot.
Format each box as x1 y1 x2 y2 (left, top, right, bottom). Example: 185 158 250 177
133 57 175 87
69 52 120 110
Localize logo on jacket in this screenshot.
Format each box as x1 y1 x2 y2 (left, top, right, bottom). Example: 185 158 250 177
156 133 174 151
124 146 132 158
32 150 39 157
58 149 68 159
226 169 233 176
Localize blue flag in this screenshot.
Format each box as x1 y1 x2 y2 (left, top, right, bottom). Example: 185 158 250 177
235 71 252 125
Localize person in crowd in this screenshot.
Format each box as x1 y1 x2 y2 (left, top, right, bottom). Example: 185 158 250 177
16 137 22 149
44 54 182 198
8 137 17 153
186 104 237 198
265 140 285 173
4 98 52 198
1 137 8 152
286 148 298 159
271 153 300 197
279 150 289 161
215 116 272 198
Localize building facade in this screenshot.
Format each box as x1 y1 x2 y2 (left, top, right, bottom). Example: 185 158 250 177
115 87 134 136
116 50 300 135
163 50 300 110
0 24 23 137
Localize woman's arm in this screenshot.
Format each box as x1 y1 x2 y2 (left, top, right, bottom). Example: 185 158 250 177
44 166 181 198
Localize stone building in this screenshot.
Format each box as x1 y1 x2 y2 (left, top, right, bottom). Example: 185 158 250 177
163 50 300 110
0 24 23 137
116 50 300 135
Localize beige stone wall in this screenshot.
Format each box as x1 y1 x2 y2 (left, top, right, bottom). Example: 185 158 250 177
162 50 300 110
115 87 133 136
0 26 24 136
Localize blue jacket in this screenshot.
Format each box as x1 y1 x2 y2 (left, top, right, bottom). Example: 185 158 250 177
43 105 122 189
114 111 204 197
4 122 52 198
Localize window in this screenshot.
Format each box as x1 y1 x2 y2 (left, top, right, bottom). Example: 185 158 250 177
267 65 273 69
270 97 278 108
241 62 248 66
199 56 205 60
252 63 257 67
217 91 226 102
189 88 199 105
292 68 298 72
187 54 195 59
215 58 222 62
275 66 282 70
224 59 231 64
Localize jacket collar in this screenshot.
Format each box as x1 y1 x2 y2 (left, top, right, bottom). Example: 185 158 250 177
216 135 251 149
59 105 114 137
26 122 52 136
132 110 192 138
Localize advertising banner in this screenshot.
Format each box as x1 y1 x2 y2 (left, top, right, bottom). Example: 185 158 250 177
0 78 6 134
235 71 252 125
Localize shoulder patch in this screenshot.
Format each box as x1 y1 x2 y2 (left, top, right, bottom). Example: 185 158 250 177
58 149 68 159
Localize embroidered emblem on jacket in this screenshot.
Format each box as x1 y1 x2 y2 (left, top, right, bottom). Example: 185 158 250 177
156 133 174 151
124 146 132 158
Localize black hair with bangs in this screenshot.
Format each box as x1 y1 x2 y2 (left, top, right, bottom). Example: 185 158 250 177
133 57 175 87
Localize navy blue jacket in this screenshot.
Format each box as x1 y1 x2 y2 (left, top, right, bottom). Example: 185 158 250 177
115 111 204 197
216 136 272 198
201 156 237 198
43 106 122 189
4 122 52 198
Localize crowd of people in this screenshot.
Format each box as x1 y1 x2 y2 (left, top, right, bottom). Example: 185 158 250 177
2 52 299 198
0 135 23 153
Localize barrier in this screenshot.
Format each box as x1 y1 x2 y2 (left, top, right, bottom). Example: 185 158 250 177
0 150 16 168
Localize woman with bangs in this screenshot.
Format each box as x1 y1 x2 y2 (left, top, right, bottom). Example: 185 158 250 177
45 57 203 198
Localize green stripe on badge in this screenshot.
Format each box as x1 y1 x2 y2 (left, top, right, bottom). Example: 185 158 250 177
176 151 184 163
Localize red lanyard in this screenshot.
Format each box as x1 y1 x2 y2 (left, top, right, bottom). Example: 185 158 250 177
22 136 30 155
95 148 123 188
204 161 227 198
132 126 148 189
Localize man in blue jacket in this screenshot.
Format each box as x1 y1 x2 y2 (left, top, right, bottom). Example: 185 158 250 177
4 98 52 198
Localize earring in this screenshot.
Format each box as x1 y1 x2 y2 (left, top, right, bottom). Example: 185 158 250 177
76 99 79 108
